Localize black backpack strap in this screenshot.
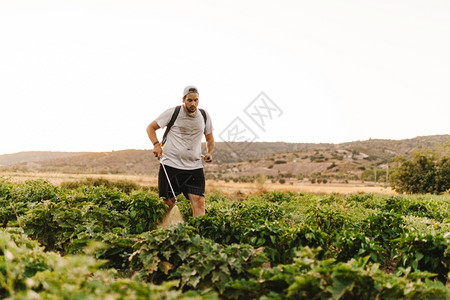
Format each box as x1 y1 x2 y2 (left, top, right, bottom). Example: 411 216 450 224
161 106 181 146
199 108 207 126
161 106 207 146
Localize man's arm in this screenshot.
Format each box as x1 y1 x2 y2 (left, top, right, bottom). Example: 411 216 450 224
203 132 215 163
147 121 162 159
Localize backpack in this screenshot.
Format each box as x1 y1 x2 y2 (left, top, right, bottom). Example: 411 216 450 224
161 105 207 146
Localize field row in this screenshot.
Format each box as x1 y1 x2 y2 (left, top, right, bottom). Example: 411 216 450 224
0 178 449 299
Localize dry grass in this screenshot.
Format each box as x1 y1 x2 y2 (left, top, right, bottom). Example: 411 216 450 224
206 180 396 196
0 171 158 187
1 171 395 196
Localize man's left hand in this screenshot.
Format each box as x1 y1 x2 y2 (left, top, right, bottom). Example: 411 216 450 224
203 153 213 163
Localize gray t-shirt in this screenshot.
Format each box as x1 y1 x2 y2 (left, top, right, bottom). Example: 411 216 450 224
155 106 213 170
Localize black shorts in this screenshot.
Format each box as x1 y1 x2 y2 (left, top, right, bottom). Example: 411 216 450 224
158 164 205 200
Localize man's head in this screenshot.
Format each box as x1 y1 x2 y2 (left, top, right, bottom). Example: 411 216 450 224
182 85 199 115
183 85 198 99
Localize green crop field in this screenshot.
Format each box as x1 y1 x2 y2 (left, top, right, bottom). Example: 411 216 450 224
1 178 449 299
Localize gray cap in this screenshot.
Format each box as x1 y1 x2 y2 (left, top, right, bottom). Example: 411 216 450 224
183 85 199 98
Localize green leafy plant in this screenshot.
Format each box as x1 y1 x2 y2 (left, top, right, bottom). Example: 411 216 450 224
394 231 450 282
0 228 215 299
1 179 450 298
130 224 268 294
127 191 167 234
228 247 449 299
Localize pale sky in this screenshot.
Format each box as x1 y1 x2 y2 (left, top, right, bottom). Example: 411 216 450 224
1 0 449 155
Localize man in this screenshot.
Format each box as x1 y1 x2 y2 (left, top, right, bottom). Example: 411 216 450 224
146 86 214 218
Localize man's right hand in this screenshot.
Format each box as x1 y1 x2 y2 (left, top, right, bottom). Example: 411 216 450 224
153 143 163 160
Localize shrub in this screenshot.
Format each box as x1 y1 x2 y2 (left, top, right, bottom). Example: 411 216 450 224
390 142 450 194
61 177 140 194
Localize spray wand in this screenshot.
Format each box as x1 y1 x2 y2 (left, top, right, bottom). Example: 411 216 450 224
160 161 181 204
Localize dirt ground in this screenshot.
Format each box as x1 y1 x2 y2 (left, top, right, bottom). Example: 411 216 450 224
1 171 395 196
207 181 395 196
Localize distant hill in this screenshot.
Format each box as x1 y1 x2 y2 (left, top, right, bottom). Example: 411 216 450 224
209 134 449 164
338 135 450 160
37 150 159 175
0 135 448 180
0 151 85 167
204 135 450 183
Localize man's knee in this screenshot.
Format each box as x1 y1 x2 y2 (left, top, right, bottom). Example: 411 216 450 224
190 194 204 204
188 194 205 217
195 199 205 211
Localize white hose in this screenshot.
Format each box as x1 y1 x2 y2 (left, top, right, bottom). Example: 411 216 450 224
160 162 178 204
